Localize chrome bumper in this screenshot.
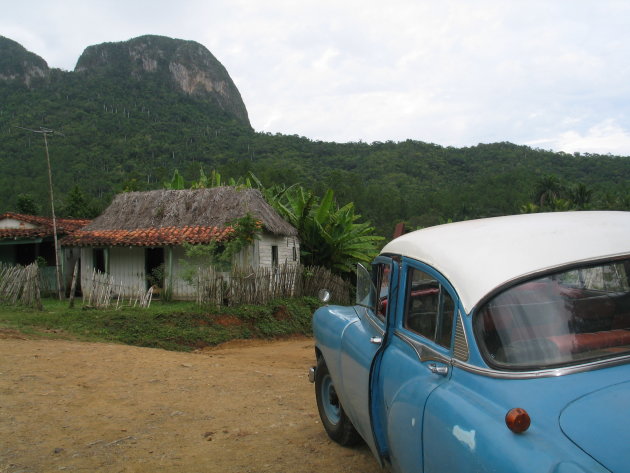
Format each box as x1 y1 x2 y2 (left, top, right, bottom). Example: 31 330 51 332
308 366 316 383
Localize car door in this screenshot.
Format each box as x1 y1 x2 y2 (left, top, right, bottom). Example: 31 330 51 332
370 258 458 473
339 256 399 463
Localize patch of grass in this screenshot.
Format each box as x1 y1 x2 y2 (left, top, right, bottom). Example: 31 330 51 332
222 297 320 337
0 297 321 351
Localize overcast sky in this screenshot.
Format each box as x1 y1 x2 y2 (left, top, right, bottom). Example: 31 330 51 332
3 0 630 155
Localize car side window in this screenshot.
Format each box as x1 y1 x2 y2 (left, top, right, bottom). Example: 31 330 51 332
404 267 455 348
374 263 391 322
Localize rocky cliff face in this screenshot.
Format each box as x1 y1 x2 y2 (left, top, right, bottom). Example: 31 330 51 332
0 35 250 127
0 36 50 87
74 35 250 126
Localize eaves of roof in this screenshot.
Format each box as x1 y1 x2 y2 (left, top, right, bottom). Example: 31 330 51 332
60 226 236 247
0 212 91 240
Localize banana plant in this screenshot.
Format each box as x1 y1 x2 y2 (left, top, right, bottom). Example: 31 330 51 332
164 169 185 190
274 186 383 274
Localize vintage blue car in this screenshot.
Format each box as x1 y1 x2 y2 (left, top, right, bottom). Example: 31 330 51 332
310 211 630 473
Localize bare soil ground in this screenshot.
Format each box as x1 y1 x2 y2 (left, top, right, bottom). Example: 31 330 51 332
0 332 381 473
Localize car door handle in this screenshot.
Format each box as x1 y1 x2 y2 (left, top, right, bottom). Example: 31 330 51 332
428 363 449 376
370 336 383 345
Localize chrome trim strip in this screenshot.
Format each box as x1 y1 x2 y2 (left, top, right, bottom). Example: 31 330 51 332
395 330 422 360
452 354 630 379
395 330 450 364
362 307 385 336
395 327 630 379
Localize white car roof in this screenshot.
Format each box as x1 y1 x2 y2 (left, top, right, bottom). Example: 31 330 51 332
381 211 630 313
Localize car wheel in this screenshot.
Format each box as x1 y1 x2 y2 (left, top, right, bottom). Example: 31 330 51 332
315 358 361 446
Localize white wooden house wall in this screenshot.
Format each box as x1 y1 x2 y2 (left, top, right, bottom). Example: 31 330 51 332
79 247 146 297
109 247 146 290
258 235 300 267
80 248 93 278
169 245 198 299
76 233 300 300
62 247 82 290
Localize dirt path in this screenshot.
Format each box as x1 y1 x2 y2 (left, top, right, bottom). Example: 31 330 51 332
0 334 381 473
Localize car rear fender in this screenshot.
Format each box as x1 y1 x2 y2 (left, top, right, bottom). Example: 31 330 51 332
422 369 611 473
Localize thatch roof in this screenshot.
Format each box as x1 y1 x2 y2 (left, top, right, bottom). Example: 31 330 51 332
0 212 91 239
61 187 297 247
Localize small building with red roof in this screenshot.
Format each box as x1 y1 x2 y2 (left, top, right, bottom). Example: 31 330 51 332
0 212 91 291
60 187 299 299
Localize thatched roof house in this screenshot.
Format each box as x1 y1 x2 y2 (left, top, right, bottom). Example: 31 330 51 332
62 187 297 247
61 187 300 300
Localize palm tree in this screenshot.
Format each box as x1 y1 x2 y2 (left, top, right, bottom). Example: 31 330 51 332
534 174 563 208
568 183 593 210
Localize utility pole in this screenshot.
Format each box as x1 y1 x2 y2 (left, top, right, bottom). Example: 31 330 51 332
14 126 64 300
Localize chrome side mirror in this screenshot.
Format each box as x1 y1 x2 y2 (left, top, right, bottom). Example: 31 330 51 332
318 289 331 304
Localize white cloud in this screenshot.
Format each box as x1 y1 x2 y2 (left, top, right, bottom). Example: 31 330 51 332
531 119 630 155
2 0 630 155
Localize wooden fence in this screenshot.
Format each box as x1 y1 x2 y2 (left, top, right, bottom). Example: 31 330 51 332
0 262 42 310
82 264 351 308
194 264 352 306
82 269 154 309
0 263 352 310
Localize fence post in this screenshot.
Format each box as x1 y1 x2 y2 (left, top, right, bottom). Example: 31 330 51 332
68 261 79 308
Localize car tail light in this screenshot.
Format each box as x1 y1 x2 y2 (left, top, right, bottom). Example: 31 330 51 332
505 408 530 433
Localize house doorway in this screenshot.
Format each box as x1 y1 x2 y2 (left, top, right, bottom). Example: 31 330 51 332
16 243 37 265
93 248 106 273
145 247 164 291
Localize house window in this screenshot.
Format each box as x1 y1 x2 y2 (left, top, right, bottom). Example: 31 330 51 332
272 245 279 268
292 246 297 262
93 248 106 273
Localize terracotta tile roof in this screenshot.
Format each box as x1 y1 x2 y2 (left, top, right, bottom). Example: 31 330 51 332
0 212 91 240
61 225 236 247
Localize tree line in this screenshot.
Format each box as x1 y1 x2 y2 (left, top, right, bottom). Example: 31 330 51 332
2 71 629 241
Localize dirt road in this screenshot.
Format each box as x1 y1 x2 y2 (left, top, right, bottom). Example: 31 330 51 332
0 333 381 473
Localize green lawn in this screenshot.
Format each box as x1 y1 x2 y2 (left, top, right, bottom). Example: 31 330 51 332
0 297 320 351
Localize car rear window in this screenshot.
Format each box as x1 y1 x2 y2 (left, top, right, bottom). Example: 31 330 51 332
475 258 630 370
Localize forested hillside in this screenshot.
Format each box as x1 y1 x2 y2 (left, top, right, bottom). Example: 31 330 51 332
1 35 629 237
